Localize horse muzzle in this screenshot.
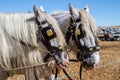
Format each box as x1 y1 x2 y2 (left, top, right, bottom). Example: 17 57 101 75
54 52 69 69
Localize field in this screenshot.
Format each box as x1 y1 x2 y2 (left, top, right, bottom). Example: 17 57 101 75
58 41 120 80
8 41 120 80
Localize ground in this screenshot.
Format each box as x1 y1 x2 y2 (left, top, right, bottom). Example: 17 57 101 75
7 41 120 80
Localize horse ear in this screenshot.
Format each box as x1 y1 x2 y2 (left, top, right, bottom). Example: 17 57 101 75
39 6 45 12
69 3 74 16
33 5 39 17
84 5 89 13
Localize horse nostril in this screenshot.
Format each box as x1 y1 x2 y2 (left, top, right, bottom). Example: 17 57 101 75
64 55 69 64
64 55 67 59
93 63 97 68
64 54 69 60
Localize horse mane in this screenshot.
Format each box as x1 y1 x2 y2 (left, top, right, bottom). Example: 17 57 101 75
0 13 38 46
0 12 66 72
79 10 98 38
0 13 45 69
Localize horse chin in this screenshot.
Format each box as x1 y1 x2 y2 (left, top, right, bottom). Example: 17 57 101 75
83 63 97 70
55 63 68 69
83 65 94 70
58 63 67 69
57 52 69 69
82 52 100 70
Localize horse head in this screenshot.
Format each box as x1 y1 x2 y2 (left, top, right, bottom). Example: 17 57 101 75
68 4 100 70
33 5 69 68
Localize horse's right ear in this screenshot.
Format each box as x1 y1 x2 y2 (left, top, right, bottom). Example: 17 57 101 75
39 6 45 12
33 5 39 17
84 5 89 13
69 3 74 16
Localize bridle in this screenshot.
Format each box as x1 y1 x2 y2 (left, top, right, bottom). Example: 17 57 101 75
35 18 64 63
64 16 100 80
66 17 100 60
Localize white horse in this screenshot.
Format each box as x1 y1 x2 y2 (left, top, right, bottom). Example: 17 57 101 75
51 4 100 70
0 5 69 80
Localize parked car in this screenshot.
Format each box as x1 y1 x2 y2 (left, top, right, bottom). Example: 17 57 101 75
99 32 112 41
99 33 105 41
113 32 120 41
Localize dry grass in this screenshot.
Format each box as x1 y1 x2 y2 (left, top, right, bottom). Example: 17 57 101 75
7 41 120 80
58 41 120 80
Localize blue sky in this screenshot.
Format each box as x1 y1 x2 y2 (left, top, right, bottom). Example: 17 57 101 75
0 0 120 26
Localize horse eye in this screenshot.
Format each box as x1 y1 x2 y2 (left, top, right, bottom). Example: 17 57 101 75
80 23 84 27
83 30 86 36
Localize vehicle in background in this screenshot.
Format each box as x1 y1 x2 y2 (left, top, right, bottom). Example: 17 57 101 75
98 29 120 41
113 32 120 41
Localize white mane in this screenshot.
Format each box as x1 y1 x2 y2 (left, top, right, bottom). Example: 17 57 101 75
0 13 38 46
0 10 65 69
79 10 98 37
0 12 68 80
0 12 66 72
0 13 40 69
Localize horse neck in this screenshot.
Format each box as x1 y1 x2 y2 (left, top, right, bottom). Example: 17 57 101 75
51 12 71 34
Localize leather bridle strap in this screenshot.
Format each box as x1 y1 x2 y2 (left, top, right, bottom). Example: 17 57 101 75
59 59 82 80
80 64 83 80
35 18 60 63
63 69 72 80
55 68 58 80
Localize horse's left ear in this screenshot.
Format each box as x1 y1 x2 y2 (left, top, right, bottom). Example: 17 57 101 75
84 5 89 13
33 5 39 17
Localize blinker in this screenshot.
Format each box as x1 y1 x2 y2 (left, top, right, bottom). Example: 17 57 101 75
46 29 53 36
41 24 57 41
76 29 81 35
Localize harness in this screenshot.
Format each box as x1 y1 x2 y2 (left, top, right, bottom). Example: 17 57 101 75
64 17 100 80
8 17 64 78
36 18 63 63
